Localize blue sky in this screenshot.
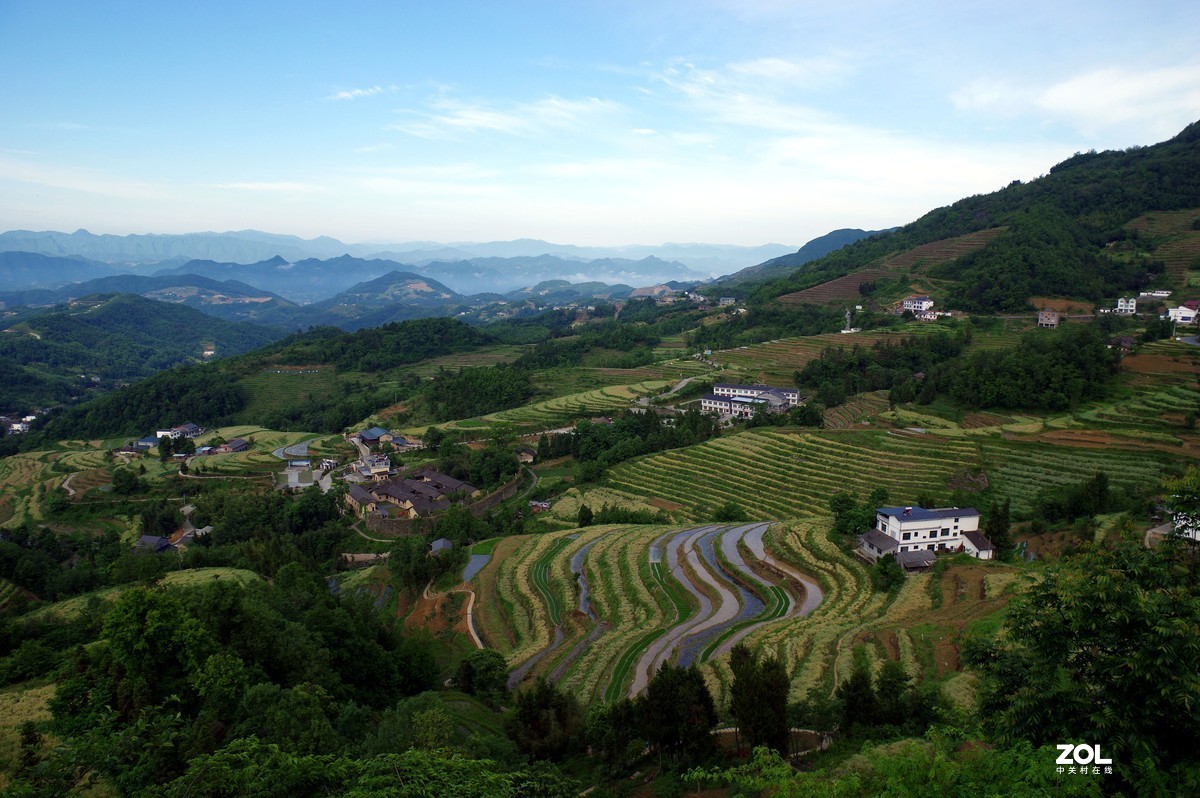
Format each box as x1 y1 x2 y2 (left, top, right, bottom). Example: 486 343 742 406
1 1 1198 246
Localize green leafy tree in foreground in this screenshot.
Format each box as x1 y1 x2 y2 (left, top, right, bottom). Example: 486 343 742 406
965 531 1200 793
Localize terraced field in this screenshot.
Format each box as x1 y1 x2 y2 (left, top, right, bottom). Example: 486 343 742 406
979 438 1173 516
824 392 890 429
777 269 896 306
444 380 670 431
880 227 1008 273
556 429 979 524
1125 209 1200 283
473 518 1014 708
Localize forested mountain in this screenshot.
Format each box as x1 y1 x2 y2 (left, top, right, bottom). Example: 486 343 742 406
751 120 1200 310
0 251 119 290
0 273 300 326
717 228 889 286
0 294 283 412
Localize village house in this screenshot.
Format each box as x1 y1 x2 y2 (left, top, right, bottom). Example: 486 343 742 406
342 469 479 519
717 296 736 307
1167 306 1197 324
516 446 536 464
356 426 394 445
1037 309 1060 328
430 538 453 555
858 505 992 571
902 296 934 313
1140 289 1172 299
1115 297 1137 314
221 438 249 453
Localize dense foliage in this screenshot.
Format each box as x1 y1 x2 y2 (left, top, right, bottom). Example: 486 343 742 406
266 317 492 371
964 532 1200 794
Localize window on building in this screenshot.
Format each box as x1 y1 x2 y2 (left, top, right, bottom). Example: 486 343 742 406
902 532 911 541
928 544 936 550
942 529 951 537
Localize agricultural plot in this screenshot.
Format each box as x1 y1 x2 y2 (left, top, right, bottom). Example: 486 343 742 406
777 269 897 306
979 438 1172 517
880 227 1008 273
403 345 531 378
480 381 669 428
824 392 890 429
1124 208 1200 283
558 429 980 524
476 518 1012 709
238 368 342 423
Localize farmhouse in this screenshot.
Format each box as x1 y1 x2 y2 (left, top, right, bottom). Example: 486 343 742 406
221 438 249 453
859 505 992 568
342 469 477 519
1115 297 1137 314
430 538 453 555
357 426 394 445
902 296 934 313
1167 306 1197 324
1037 309 1060 328
718 297 736 307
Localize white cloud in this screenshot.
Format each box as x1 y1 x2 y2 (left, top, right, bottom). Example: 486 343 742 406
209 181 324 193
391 94 622 138
953 63 1200 140
0 156 164 199
327 85 396 101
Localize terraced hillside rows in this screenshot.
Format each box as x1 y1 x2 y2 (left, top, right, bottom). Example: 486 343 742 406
476 522 821 703
428 380 670 432
558 429 980 524
1125 209 1200 283
879 227 1008 272
777 269 896 306
473 518 1014 709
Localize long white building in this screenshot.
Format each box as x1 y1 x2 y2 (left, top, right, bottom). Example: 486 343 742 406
700 383 801 418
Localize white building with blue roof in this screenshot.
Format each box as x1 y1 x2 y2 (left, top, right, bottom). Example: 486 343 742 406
859 505 992 566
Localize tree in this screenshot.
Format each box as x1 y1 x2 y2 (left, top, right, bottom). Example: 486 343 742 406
835 661 878 733
965 532 1200 793
456 649 508 706
111 467 141 495
639 663 716 769
505 677 582 762
729 644 789 754
985 498 1013 558
870 555 905 592
576 504 593 528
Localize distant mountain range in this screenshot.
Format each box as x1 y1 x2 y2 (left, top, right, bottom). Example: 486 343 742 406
0 229 794 286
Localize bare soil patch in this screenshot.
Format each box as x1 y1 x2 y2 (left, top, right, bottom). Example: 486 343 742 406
649 497 684 512
1028 297 1095 314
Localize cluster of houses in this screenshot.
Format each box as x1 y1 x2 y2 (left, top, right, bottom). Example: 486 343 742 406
899 295 952 322
699 383 803 419
344 469 480 520
858 505 994 572
2 411 41 435
115 422 251 458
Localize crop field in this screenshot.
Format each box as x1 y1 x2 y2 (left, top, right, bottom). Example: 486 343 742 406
478 381 669 428
555 429 980 524
777 269 897 306
0 682 54 790
1125 208 1200 283
880 227 1008 273
472 519 1016 708
404 345 532 377
824 392 890 429
158 567 261 588
978 438 1173 516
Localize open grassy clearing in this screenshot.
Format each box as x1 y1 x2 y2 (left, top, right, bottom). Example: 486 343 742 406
0 682 54 790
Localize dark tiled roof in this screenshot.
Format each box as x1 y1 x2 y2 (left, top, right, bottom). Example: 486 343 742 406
962 530 994 551
877 506 979 522
360 426 390 440
896 550 937 569
860 529 899 552
347 485 376 506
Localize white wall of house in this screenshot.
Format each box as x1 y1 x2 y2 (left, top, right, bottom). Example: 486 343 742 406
875 509 980 554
